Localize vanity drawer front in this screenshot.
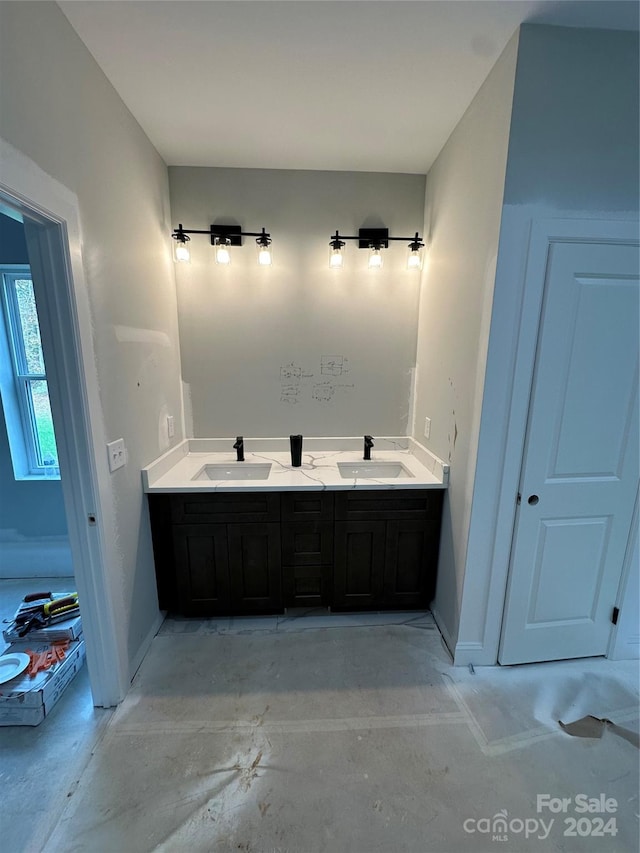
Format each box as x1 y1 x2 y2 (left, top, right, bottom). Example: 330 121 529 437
281 492 334 521
171 492 280 524
334 490 441 521
283 565 331 607
281 521 334 566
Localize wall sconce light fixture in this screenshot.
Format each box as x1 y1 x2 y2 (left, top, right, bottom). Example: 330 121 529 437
328 228 424 271
172 223 272 266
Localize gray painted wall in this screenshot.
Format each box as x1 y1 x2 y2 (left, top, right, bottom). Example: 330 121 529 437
0 2 184 670
169 167 425 438
458 24 639 662
0 213 68 543
412 34 519 649
503 24 639 211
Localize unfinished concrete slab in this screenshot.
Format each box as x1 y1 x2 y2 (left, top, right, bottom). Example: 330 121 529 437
41 616 638 852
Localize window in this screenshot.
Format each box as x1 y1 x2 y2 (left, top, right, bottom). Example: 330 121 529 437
0 266 59 479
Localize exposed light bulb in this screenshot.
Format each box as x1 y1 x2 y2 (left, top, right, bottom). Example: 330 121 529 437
407 234 424 271
407 247 423 270
174 241 190 263
329 247 344 269
215 239 231 265
256 228 272 266
368 247 383 269
329 232 345 270
173 225 191 263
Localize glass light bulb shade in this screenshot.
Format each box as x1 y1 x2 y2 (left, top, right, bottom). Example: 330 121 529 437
329 247 344 269
174 240 190 263
368 248 383 269
257 244 272 266
407 247 423 270
215 241 231 265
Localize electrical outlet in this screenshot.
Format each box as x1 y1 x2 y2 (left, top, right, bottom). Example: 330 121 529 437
167 415 175 438
424 417 431 440
107 438 126 472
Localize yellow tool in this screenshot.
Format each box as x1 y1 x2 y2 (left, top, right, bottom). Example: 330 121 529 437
42 594 79 618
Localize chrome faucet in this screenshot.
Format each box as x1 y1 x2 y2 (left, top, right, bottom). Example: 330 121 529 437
233 436 244 462
364 435 374 460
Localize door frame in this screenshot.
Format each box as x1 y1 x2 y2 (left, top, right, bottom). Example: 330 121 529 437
457 216 639 666
0 138 129 705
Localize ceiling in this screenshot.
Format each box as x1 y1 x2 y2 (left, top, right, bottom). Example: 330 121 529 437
59 1 639 174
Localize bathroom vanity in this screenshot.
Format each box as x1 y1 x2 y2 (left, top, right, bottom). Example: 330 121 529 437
143 438 448 617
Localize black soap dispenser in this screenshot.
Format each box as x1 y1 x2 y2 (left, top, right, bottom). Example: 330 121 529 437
290 434 303 467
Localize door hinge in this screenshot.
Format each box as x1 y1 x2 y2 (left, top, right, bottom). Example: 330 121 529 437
612 606 620 625
516 493 521 505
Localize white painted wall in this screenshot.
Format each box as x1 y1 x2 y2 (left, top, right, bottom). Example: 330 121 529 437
457 24 639 665
0 2 184 674
170 167 425 438
412 34 519 652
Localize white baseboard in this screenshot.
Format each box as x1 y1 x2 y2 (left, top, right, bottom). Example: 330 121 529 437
128 609 165 682
453 641 486 667
0 537 73 578
609 636 640 661
431 605 456 661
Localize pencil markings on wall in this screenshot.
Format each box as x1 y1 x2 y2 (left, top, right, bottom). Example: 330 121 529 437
279 356 354 405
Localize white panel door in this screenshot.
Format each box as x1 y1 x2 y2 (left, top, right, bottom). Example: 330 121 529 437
499 240 639 665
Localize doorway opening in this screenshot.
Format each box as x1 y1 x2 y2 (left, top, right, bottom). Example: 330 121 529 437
1 140 129 706
0 211 80 670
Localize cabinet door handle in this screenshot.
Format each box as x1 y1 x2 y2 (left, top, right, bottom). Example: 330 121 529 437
527 494 539 506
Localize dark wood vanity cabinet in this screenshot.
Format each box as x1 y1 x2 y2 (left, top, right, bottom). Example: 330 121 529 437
149 493 282 616
333 491 443 611
149 489 443 616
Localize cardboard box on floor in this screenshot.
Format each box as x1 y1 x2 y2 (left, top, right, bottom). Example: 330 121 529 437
0 637 85 726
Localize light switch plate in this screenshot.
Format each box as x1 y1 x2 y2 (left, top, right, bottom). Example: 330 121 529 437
167 415 175 438
107 438 126 472
424 417 431 440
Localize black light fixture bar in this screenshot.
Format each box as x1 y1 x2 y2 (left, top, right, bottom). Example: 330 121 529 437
172 223 271 246
210 224 242 246
329 227 425 271
330 228 424 248
358 228 389 249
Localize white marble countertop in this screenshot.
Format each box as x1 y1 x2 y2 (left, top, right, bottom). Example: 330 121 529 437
143 438 448 493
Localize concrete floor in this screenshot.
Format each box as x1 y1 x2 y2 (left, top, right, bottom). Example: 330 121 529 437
0 578 112 853
0 597 638 852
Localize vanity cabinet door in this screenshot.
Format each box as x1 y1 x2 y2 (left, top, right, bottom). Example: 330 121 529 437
173 524 231 616
333 521 386 609
382 519 438 608
227 523 283 614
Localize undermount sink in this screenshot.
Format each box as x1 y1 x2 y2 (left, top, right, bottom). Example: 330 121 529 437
337 461 414 479
193 463 272 481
